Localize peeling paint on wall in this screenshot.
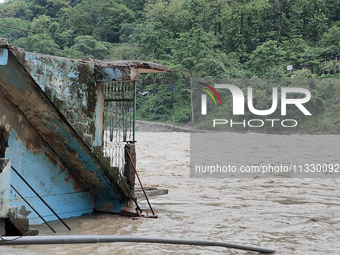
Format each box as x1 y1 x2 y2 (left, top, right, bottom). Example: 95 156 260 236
0 47 127 217
0 78 94 224
0 159 10 218
24 53 98 149
0 93 45 157
0 43 171 223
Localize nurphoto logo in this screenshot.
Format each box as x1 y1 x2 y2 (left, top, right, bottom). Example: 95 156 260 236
200 83 312 128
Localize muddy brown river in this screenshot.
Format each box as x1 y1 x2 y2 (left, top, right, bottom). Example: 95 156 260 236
1 131 340 254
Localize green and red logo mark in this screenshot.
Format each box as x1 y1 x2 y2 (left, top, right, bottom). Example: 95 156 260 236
199 82 222 107
199 82 222 115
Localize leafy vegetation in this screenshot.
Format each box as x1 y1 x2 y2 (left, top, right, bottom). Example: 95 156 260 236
1 0 340 131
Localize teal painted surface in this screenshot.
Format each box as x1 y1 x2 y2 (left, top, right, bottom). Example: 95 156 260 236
0 159 10 218
24 53 129 149
0 49 8 66
24 53 121 149
6 130 93 225
0 49 127 222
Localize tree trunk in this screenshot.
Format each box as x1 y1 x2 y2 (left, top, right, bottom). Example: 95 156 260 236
314 0 317 15
278 0 283 42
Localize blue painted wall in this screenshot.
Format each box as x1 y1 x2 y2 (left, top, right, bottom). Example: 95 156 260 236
0 47 129 225
0 92 93 225
7 131 93 224
23 53 124 149
0 48 8 66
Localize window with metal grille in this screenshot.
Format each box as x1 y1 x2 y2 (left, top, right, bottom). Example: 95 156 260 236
102 81 136 168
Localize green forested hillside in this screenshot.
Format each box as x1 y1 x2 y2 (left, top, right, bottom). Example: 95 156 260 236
1 0 340 124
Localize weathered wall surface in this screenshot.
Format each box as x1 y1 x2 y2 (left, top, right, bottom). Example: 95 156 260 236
0 93 93 224
0 159 10 219
0 47 127 216
0 45 171 221
24 53 99 148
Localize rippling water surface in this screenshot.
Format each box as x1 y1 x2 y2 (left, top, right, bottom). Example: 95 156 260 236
2 131 340 254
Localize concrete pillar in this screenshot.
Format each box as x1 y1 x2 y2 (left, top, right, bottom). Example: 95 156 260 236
0 158 11 218
93 82 105 147
124 143 136 190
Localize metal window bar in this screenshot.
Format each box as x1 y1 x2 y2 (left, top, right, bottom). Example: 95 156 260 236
102 81 136 168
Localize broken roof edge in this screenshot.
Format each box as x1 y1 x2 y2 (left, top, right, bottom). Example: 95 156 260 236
24 52 171 74
25 52 171 73
94 59 171 73
0 38 171 73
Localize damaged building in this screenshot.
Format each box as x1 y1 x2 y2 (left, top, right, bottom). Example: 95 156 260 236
0 38 170 235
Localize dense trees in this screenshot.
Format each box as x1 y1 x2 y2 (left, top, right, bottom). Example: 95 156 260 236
1 0 340 75
1 0 340 124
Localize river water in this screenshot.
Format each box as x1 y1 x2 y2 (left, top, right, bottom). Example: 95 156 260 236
2 131 340 254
